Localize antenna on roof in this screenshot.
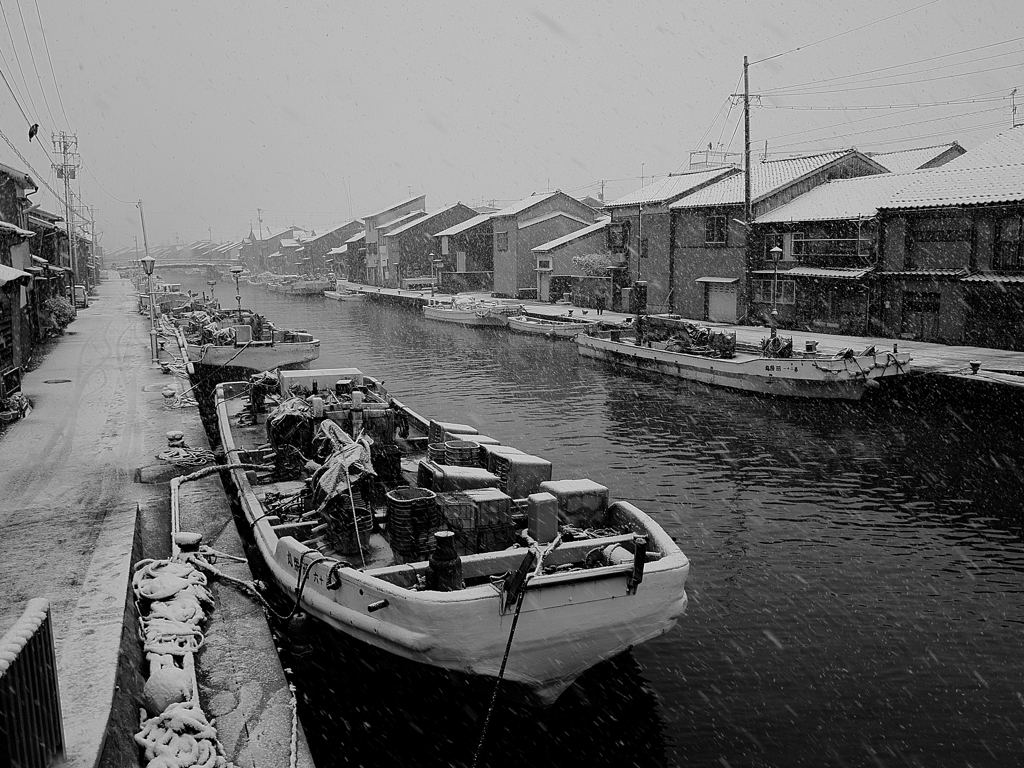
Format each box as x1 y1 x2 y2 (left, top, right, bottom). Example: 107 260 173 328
1012 88 1019 128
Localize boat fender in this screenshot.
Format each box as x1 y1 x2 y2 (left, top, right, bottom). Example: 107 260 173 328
627 536 648 595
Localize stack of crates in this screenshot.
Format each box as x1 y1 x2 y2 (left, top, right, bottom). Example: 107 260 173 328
538 479 609 528
438 488 516 556
487 451 553 499
428 420 477 445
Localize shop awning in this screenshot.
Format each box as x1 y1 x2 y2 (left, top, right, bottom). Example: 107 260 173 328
0 264 32 286
694 276 739 284
752 266 873 280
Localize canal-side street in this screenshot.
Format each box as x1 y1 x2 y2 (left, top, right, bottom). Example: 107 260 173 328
0 275 311 768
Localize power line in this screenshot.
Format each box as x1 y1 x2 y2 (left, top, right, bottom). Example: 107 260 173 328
81 161 134 205
0 124 65 204
762 60 1024 96
750 0 943 66
14 0 56 129
769 107 1005 151
32 0 68 128
758 35 1024 95
0 0 38 119
768 119 1009 154
0 63 30 123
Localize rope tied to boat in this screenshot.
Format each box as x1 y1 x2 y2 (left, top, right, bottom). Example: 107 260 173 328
473 535 563 768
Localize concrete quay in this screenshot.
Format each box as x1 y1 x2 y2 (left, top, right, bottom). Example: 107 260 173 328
337 280 1024 390
0 275 312 768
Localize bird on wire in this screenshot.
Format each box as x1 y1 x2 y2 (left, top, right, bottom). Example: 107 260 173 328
28 124 38 142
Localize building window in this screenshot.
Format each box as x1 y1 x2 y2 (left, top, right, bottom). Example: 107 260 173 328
753 279 795 305
537 258 551 270
366 242 378 256
903 291 940 313
607 221 630 252
495 231 509 251
705 215 727 245
995 214 1024 271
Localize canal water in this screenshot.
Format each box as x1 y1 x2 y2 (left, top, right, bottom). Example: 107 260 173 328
184 278 1024 767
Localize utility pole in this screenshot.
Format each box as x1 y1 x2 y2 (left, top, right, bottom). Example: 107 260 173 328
599 180 605 203
257 208 266 271
52 131 79 296
137 199 157 363
743 55 751 226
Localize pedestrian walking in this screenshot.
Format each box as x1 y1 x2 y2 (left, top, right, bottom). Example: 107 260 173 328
595 292 606 315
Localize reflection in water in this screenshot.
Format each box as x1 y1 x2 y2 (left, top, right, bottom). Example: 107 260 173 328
176 277 1024 766
278 613 668 768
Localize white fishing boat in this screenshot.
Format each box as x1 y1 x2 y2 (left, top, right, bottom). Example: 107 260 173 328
171 309 320 372
215 368 690 705
506 313 598 339
577 315 912 400
324 289 364 302
423 298 524 327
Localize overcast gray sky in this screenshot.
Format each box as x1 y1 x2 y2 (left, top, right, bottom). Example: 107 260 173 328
0 0 1020 248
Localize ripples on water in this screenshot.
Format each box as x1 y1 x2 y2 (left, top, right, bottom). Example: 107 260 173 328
184 279 1024 766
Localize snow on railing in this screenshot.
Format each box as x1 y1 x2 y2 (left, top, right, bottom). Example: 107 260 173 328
0 598 66 768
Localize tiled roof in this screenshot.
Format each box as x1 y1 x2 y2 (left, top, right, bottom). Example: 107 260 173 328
885 268 968 277
492 191 560 217
367 195 425 220
533 217 610 253
883 163 1024 209
756 173 918 223
942 126 1024 170
345 231 365 244
378 211 427 233
962 273 1024 283
434 212 492 237
384 205 469 238
606 169 737 208
670 152 856 209
869 143 962 173
785 266 873 280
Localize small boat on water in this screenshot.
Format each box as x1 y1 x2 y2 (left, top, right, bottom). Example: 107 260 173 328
506 313 599 339
325 289 364 302
577 314 912 400
215 367 689 705
275 277 333 296
423 298 524 327
170 308 320 371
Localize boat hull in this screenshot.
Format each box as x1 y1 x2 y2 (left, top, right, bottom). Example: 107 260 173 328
324 291 364 301
423 306 509 327
576 334 911 400
186 340 320 370
215 379 689 705
507 315 596 338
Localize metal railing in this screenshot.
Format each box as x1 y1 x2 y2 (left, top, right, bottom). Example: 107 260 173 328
0 599 65 768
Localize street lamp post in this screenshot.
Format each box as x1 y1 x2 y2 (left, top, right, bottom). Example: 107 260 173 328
769 245 783 338
230 265 245 322
140 254 157 362
429 252 437 297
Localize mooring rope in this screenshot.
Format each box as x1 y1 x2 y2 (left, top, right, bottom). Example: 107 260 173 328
472 535 562 768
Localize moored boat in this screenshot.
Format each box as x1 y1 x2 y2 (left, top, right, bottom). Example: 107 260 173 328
171 308 320 371
506 313 598 339
423 298 524 327
325 289 364 302
577 315 912 400
215 367 690 705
